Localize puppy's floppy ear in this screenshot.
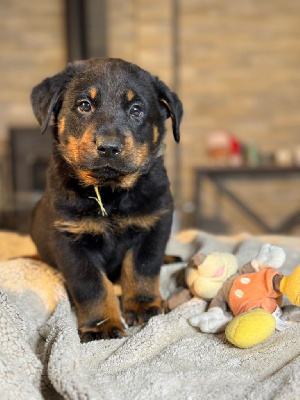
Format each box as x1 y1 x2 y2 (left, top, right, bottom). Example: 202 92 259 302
152 77 183 143
30 61 85 134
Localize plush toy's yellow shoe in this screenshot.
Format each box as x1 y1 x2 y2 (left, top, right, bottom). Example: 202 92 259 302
280 264 300 306
225 308 276 348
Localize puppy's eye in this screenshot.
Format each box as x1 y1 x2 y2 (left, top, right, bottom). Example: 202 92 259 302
78 101 92 113
129 104 144 120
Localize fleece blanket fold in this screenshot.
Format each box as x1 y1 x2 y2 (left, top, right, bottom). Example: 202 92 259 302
0 230 299 400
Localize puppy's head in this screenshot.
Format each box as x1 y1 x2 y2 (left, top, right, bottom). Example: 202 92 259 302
31 58 183 189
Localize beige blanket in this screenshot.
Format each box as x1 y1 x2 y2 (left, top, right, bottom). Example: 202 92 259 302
0 230 300 399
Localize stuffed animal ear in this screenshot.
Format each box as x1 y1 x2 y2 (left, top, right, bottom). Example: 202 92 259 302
152 77 183 143
30 61 85 134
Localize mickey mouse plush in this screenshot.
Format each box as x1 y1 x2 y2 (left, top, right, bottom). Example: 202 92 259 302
188 244 300 348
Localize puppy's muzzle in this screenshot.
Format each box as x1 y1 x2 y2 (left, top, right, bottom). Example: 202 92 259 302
96 137 124 158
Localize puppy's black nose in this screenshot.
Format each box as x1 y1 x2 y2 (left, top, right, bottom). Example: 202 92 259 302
97 140 123 157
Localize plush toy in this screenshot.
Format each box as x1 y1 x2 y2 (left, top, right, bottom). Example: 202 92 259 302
164 250 239 312
185 251 239 300
188 244 300 348
185 243 285 301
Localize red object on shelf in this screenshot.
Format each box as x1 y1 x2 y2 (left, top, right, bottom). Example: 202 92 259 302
207 131 242 165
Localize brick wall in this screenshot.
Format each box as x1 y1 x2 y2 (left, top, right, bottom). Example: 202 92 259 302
107 0 300 233
0 0 66 137
1 0 300 234
0 0 66 203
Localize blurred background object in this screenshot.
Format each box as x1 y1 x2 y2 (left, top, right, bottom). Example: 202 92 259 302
1 0 300 235
206 130 242 166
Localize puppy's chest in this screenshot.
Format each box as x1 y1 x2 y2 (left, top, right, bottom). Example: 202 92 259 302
54 198 165 240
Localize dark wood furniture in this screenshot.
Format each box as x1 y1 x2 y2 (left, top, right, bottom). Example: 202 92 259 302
194 166 300 233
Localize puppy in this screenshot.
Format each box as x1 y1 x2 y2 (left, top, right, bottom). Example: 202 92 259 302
29 58 183 342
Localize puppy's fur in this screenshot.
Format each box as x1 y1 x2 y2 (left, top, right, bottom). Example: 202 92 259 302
30 58 183 342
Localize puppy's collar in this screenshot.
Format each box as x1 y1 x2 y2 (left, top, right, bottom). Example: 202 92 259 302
156 142 166 158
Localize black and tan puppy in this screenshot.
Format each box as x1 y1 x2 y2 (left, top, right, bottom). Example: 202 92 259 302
29 58 183 342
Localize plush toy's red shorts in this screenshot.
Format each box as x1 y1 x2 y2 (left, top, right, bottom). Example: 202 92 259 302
229 268 283 316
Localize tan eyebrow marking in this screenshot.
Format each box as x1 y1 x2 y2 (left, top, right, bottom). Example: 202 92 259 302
90 87 97 99
127 90 135 102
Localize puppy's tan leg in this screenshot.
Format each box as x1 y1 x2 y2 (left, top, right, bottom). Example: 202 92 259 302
121 250 162 327
77 272 125 342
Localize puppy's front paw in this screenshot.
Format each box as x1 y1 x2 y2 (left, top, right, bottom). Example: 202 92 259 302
79 318 125 343
123 299 163 327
